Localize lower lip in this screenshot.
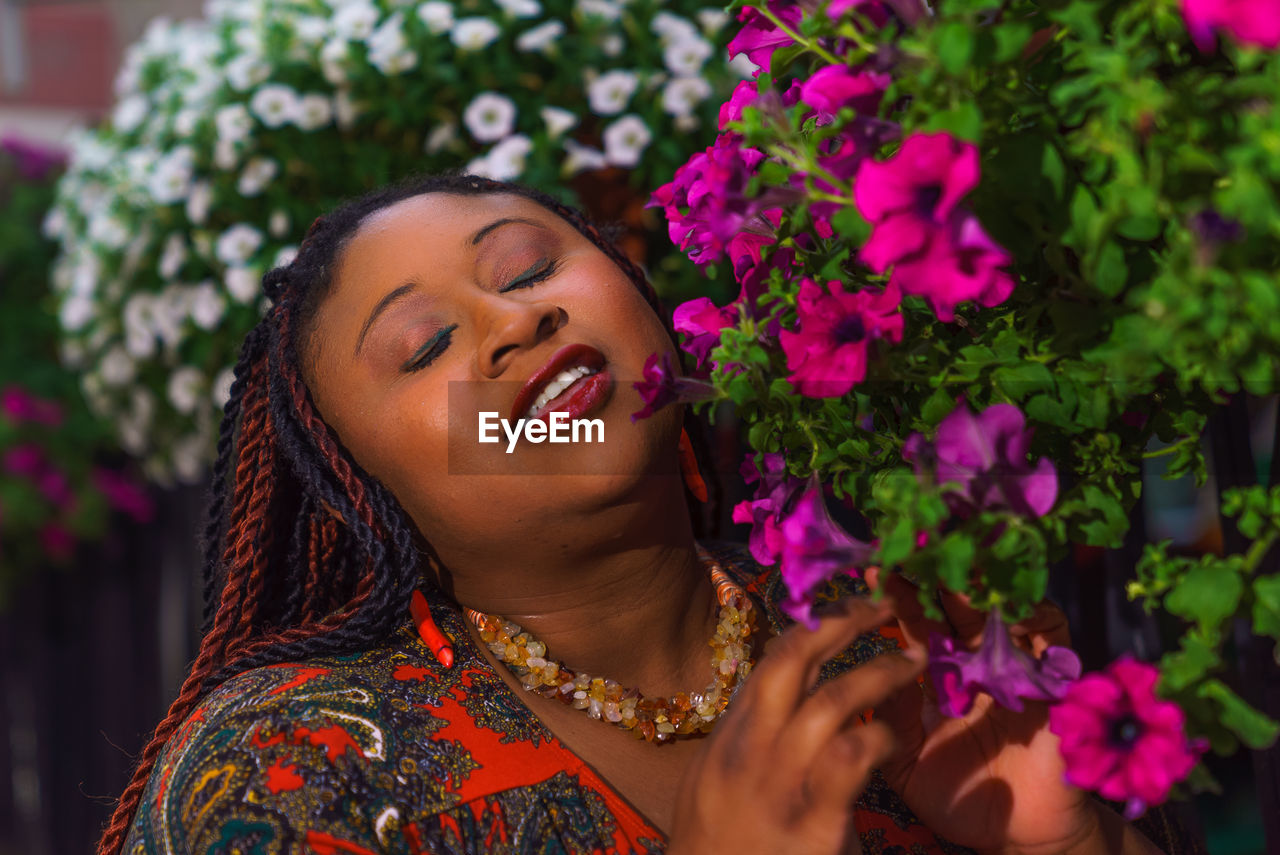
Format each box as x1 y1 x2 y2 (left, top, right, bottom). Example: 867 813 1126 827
528 369 613 424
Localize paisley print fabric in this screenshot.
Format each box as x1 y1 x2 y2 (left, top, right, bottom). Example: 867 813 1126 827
122 542 1198 854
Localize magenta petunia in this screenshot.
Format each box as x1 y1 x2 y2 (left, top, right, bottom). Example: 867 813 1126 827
888 210 1016 322
779 278 904 398
673 297 737 370
3 443 44 478
630 352 720 422
726 2 804 73
855 131 982 271
93 467 156 523
1 135 67 182
1181 0 1280 51
1049 657 1206 819
799 66 891 121
732 452 805 567
1 385 64 427
777 484 874 628
718 80 760 129
929 607 1082 718
903 400 1058 518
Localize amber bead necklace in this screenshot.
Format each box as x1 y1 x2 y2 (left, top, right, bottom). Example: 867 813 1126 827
465 551 757 743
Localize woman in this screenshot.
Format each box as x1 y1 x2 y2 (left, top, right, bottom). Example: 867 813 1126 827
104 174 1195 854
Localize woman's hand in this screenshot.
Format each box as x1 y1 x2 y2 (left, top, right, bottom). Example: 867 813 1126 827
865 567 1114 855
667 597 927 855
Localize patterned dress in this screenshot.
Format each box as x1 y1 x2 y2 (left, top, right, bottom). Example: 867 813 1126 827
123 543 1198 854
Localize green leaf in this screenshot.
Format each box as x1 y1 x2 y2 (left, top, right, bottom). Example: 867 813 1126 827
1094 241 1128 297
1159 632 1221 692
1197 679 1280 749
1253 576 1280 641
922 387 957 426
1165 563 1244 630
993 22 1032 63
831 206 871 244
993 362 1055 400
937 532 975 590
925 102 983 144
936 21 975 75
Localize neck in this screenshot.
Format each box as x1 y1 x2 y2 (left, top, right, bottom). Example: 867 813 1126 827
448 475 719 697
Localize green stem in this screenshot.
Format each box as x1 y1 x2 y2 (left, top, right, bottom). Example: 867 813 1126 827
1142 435 1197 459
756 4 842 66
1243 530 1278 574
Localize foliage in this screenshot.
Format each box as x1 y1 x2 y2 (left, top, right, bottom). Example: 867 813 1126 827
648 0 1280 812
46 0 747 483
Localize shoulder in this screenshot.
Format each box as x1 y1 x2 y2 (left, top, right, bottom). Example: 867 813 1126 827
122 626 476 854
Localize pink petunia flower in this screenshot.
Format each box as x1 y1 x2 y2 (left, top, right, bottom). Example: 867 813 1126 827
903 400 1058 518
93 467 156 523
798 66 891 121
776 482 874 628
779 278 904 398
889 211 1016 321
1181 0 1280 51
732 452 805 566
855 131 982 270
718 80 760 129
1 386 64 426
630 352 720 422
726 2 804 73
928 607 1082 718
1049 656 1207 819
673 298 737 371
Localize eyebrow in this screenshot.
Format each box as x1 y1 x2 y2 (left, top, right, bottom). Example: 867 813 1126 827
469 216 545 246
354 282 417 357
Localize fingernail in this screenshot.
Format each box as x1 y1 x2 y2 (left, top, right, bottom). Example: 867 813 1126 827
901 646 926 663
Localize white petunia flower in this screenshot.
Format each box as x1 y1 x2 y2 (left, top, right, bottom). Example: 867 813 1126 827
586 69 639 115
540 106 577 137
212 367 236 409
173 108 201 137
482 134 533 180
123 295 158 358
172 433 210 484
189 282 227 330
495 0 541 17
269 210 290 238
516 20 564 52
651 11 699 42
42 208 66 240
664 35 713 75
155 285 190 348
661 75 713 117
320 38 352 85
417 1 454 33
274 245 299 268
113 96 149 134
368 13 419 74
167 366 205 415
334 89 362 129
158 234 187 280
149 147 196 204
602 114 651 167
561 139 607 176
424 121 457 154
59 294 96 332
215 103 253 142
88 213 130 249
451 17 501 49
601 34 624 56
216 224 264 267
295 93 334 130
101 346 137 387
576 0 622 20
237 157 279 196
224 266 261 304
696 8 730 33
249 84 300 128
294 15 329 44
186 181 213 225
463 92 517 142
214 139 239 171
225 54 271 91
332 0 379 39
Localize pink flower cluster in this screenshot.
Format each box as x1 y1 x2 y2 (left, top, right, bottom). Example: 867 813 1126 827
779 278 903 398
855 132 1015 321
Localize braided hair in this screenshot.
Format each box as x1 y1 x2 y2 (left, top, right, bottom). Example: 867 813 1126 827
97 173 721 854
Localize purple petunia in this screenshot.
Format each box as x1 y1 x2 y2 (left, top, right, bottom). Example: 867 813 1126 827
778 278 904 398
928 607 1082 718
776 484 874 627
1049 656 1206 819
673 298 737 371
903 400 1058 518
630 352 720 422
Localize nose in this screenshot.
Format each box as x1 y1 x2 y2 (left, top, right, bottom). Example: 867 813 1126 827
477 296 566 378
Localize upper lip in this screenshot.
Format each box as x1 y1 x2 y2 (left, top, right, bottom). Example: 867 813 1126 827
509 343 606 421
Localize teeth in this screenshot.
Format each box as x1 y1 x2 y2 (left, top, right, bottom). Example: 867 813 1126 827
526 364 597 417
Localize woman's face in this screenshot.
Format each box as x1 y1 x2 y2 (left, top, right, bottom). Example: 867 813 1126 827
304 192 685 570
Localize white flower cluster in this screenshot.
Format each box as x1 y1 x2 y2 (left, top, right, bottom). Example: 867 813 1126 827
49 0 743 484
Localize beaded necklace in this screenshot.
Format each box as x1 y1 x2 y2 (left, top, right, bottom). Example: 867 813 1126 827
465 553 757 743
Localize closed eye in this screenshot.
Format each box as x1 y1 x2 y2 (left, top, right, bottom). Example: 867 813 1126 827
499 258 561 292
403 323 458 372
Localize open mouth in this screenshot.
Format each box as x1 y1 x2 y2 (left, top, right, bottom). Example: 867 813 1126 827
509 343 612 423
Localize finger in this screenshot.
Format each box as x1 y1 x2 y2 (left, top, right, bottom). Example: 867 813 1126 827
864 567 950 656
936 587 986 649
807 720 896 818
747 597 894 730
785 647 926 768
1008 599 1072 651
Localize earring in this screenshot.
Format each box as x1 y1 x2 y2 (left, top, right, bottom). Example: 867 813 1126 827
678 427 708 503
410 590 454 668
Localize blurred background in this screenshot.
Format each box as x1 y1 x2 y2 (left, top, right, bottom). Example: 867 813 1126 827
0 1 1275 853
